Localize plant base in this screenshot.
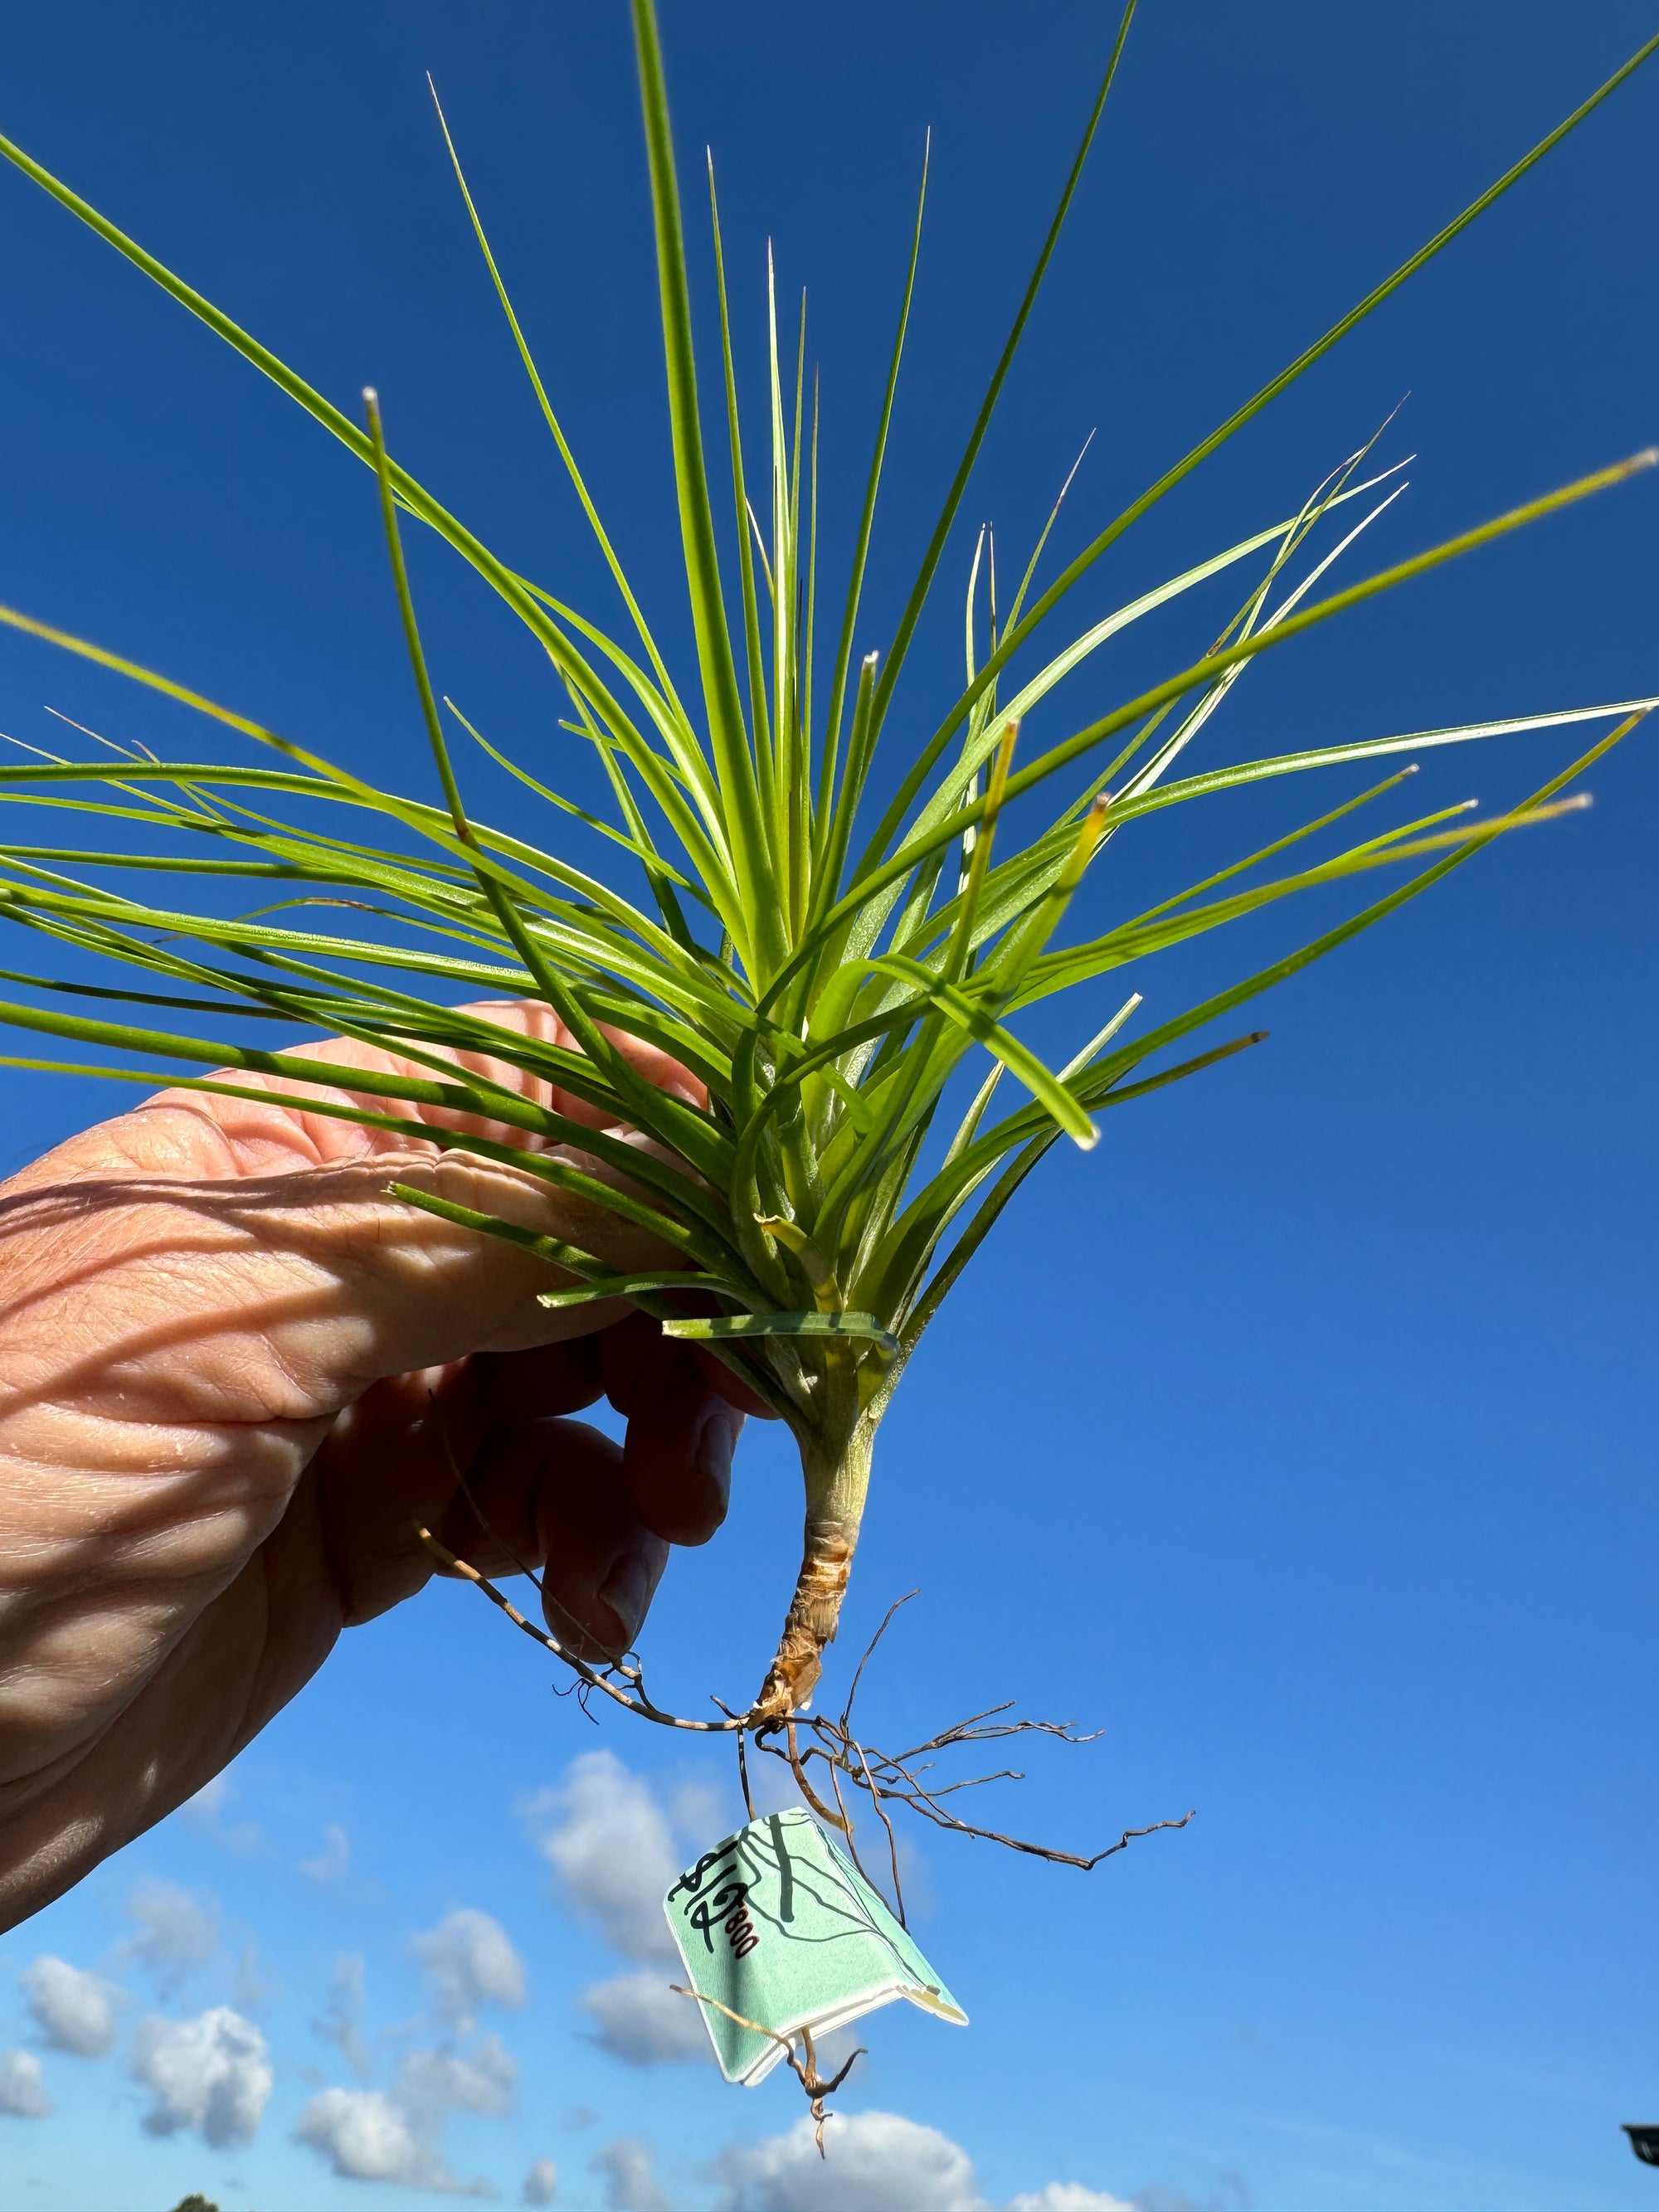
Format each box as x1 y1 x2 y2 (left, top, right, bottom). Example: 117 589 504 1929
751 1515 858 1719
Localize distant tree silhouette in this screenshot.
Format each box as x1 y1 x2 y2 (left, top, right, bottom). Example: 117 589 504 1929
168 2196 221 2212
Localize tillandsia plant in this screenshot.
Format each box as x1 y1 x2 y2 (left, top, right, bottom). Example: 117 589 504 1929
0 2 1654 1826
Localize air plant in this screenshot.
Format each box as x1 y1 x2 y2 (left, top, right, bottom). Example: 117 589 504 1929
0 1 1652 1835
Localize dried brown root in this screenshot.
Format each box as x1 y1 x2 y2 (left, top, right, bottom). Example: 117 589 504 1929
757 1707 1198 1892
744 1594 1197 1914
421 1524 1195 1899
411 1521 740 1734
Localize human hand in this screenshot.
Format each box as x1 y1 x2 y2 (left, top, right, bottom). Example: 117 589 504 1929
0 1001 766 1929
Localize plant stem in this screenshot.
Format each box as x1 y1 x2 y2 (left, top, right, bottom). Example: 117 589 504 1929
752 1417 878 1719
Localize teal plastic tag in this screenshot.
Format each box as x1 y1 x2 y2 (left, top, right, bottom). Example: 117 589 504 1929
663 1807 967 2085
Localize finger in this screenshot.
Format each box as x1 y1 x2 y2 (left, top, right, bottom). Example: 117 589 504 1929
620 1335 742 1546
526 1421 669 1659
460 999 708 1130
312 1363 477 1624
316 1356 675 1651
691 1344 780 1419
469 1336 605 1422
596 1310 664 1416
224 996 708 1146
594 1290 779 1424
596 1315 741 1543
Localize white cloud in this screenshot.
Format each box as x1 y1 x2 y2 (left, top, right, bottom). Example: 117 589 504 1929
298 1935 517 2197
314 1952 372 2078
523 2156 559 2205
716 2112 1152 2212
119 1878 221 1981
0 2049 51 2118
592 2136 669 2212
411 1909 528 2030
718 2111 982 2212
20 1955 120 2058
1126 2193 1244 2212
294 2087 487 2195
130 2006 271 2147
299 1821 352 1885
577 1971 712 2068
522 1753 680 1962
1010 2191 1134 2212
398 2032 518 2119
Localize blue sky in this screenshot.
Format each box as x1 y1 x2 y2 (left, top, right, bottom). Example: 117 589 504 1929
1 3 1657 2209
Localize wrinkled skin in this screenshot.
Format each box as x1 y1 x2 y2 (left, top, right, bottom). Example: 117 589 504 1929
0 1002 768 1931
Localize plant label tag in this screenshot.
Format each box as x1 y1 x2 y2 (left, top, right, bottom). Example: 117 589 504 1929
663 1807 966 2086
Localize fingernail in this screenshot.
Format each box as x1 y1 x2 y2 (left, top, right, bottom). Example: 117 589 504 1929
598 1551 651 1648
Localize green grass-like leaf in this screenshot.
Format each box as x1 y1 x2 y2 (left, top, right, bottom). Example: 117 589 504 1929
0 2 1652 1704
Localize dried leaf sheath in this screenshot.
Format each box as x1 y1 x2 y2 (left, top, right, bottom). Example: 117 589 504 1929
0 2 1652 1726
